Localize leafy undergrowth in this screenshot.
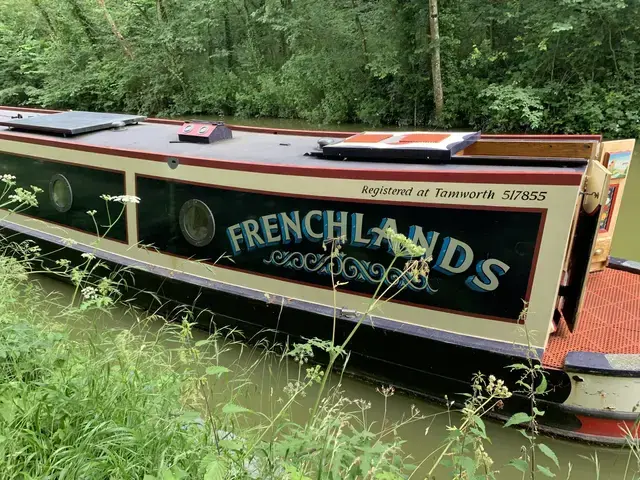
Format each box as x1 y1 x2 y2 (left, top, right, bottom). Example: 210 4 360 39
0 257 423 480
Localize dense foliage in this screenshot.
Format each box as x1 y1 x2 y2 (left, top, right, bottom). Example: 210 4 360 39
1 0 639 136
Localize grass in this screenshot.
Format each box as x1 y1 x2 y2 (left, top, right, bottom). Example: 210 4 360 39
0 255 426 479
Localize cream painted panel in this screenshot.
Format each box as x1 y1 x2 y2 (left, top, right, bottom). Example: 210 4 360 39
0 140 583 348
566 372 640 413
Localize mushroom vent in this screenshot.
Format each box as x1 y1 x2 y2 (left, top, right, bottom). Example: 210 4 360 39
178 121 233 144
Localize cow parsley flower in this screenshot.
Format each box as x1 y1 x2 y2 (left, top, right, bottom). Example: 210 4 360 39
81 286 98 300
112 195 140 204
100 194 140 204
1 174 16 186
385 227 427 258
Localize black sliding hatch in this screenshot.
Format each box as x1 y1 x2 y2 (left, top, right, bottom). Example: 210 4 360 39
0 111 146 136
320 131 480 162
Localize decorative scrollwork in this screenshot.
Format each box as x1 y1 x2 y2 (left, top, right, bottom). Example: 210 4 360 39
263 250 432 293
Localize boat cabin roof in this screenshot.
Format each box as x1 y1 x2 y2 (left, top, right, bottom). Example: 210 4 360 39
0 108 593 176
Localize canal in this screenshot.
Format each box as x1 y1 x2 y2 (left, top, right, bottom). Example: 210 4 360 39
38 118 640 478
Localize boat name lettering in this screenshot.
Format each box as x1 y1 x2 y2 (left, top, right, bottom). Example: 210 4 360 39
226 210 510 293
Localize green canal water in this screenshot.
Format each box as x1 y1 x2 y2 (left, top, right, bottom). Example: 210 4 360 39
38 117 640 477
34 275 633 479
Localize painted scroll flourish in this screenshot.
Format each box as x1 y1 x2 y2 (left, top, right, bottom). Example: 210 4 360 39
263 250 432 293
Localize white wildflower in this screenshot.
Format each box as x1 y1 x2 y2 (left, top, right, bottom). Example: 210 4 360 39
86 210 97 216
8 187 39 207
1 174 16 185
81 286 98 300
100 194 140 204
111 195 140 204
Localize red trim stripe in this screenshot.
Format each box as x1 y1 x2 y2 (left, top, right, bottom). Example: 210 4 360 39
577 415 640 438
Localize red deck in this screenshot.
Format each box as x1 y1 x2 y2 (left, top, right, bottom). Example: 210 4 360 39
544 268 640 368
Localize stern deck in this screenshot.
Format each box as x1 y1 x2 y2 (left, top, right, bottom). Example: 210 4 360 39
544 267 640 368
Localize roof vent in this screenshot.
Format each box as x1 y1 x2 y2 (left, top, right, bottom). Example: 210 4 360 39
178 121 232 144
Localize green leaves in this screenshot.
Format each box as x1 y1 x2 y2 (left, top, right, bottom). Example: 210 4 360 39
177 410 202 424
504 412 533 428
508 458 529 473
282 464 313 480
469 415 488 440
219 438 243 451
206 365 230 376
222 403 251 415
538 443 560 467
457 456 477 476
551 22 574 33
508 363 529 371
203 459 228 480
536 464 556 477
535 375 548 394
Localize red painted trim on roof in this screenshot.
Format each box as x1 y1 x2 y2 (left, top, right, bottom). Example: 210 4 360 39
225 124 354 137
577 415 640 438
0 131 585 185
0 106 60 114
483 134 603 141
147 116 355 137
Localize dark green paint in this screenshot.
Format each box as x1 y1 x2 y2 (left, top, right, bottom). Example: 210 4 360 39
0 153 127 241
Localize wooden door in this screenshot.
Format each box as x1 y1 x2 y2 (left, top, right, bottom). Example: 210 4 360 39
562 161 612 332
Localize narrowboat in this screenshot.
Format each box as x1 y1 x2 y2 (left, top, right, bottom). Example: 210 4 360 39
0 106 639 445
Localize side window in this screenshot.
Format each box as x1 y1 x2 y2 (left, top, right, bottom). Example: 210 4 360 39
179 199 215 247
49 174 73 212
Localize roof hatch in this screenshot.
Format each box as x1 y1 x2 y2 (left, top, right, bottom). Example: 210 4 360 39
321 130 481 161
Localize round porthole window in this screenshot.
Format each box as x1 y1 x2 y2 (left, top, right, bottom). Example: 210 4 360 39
49 174 73 213
179 199 215 247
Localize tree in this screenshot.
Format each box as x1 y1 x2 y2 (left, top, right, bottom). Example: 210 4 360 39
0 0 638 138
428 0 444 122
